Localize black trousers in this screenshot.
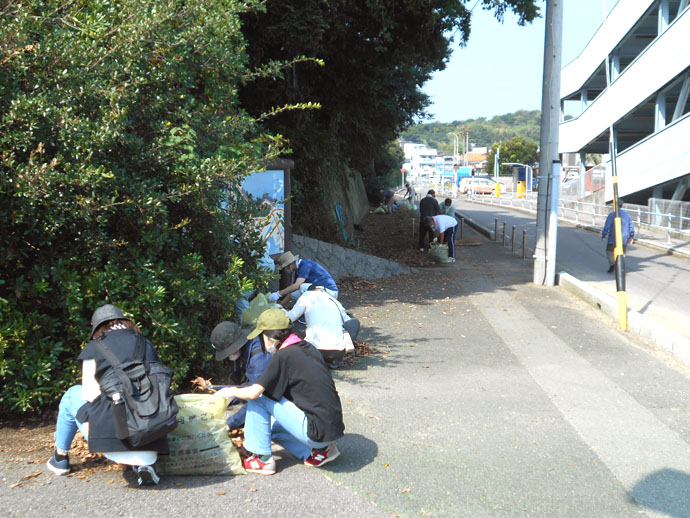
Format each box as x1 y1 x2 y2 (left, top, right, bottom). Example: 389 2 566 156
319 349 345 369
418 220 435 249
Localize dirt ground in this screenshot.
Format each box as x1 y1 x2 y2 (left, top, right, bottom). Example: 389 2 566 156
353 204 437 267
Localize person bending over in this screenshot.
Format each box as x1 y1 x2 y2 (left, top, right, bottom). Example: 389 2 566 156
215 309 344 475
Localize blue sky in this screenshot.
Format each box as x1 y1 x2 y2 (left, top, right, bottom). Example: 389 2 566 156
422 0 611 122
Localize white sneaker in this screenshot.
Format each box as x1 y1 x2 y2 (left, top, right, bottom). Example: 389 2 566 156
448 257 456 263
419 248 425 252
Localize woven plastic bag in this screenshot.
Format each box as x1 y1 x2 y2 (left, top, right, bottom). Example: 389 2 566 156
156 394 246 476
241 292 271 327
429 242 450 263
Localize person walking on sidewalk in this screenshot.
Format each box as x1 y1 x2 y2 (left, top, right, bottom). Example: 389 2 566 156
214 309 344 475
418 190 441 251
601 207 635 273
424 214 458 262
46 304 168 486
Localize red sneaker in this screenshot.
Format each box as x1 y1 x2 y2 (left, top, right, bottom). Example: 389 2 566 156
243 454 276 475
304 443 340 468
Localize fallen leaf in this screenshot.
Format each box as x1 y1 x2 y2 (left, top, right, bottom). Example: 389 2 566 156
217 491 226 496
19 471 41 481
401 488 411 494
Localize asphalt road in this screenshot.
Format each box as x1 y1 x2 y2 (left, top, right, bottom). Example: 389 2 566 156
451 197 690 340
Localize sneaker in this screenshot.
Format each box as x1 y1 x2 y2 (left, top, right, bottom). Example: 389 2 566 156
304 443 340 468
243 454 276 475
448 257 456 263
297 317 307 325
46 450 71 476
134 465 160 486
608 265 615 273
419 248 425 252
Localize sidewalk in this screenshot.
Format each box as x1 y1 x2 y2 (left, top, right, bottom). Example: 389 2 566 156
3 230 690 516
452 197 690 369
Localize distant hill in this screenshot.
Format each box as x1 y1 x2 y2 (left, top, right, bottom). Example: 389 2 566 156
400 110 540 155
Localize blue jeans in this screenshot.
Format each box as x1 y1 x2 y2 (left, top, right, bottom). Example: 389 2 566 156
54 385 88 452
243 395 330 460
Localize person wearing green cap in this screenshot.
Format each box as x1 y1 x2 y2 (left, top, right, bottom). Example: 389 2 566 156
215 308 345 475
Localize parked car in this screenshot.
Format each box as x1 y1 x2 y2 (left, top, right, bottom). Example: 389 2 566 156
461 177 506 194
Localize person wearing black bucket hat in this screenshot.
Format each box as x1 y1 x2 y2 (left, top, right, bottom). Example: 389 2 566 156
214 308 345 475
202 321 272 430
46 304 167 486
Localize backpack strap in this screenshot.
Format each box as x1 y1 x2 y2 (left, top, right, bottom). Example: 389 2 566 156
93 335 144 399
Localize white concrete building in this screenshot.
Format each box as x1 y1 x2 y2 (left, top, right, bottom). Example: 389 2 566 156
560 0 690 204
402 142 438 181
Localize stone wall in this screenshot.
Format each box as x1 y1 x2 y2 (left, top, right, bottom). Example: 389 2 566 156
292 234 414 280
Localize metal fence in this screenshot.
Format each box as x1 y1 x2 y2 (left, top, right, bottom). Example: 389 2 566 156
468 192 690 242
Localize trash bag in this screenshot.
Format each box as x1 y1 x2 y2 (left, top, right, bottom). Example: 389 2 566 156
156 394 246 476
374 206 387 214
241 292 271 327
429 242 450 263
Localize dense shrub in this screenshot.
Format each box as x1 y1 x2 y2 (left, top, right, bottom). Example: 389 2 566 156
0 0 284 411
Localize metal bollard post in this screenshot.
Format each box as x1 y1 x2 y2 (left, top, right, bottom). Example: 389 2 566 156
459 217 464 240
494 218 498 241
511 226 516 253
522 230 527 259
502 222 507 247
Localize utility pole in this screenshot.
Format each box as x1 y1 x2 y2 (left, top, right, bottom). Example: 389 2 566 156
534 0 564 286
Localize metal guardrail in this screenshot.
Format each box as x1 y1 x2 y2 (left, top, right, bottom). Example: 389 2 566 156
466 192 690 243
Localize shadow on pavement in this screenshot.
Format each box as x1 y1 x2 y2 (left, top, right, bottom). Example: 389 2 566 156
630 468 690 518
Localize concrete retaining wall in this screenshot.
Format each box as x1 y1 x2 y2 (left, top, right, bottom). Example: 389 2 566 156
292 234 415 281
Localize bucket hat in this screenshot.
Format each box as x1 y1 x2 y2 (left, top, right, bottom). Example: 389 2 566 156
274 251 299 270
210 321 249 361
90 304 130 338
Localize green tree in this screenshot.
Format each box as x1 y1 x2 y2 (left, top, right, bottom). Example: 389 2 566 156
486 136 539 175
238 1 540 234
401 110 541 152
0 0 283 411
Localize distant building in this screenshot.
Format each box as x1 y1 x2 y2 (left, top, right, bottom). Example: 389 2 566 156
402 142 438 181
560 0 690 203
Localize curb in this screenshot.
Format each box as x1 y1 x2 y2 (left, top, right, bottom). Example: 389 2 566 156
455 211 495 240
558 271 690 368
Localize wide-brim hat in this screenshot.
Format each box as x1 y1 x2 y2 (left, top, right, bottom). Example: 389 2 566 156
210 321 249 361
247 309 290 340
274 251 299 270
90 304 130 338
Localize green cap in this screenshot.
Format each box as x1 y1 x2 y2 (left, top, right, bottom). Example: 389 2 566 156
247 308 290 339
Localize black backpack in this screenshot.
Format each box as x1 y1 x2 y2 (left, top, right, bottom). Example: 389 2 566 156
93 333 178 448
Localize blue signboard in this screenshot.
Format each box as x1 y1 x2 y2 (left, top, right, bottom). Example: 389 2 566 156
240 170 285 267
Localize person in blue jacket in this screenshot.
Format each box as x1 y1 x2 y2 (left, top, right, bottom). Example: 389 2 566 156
269 251 338 302
205 321 272 429
601 207 635 273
